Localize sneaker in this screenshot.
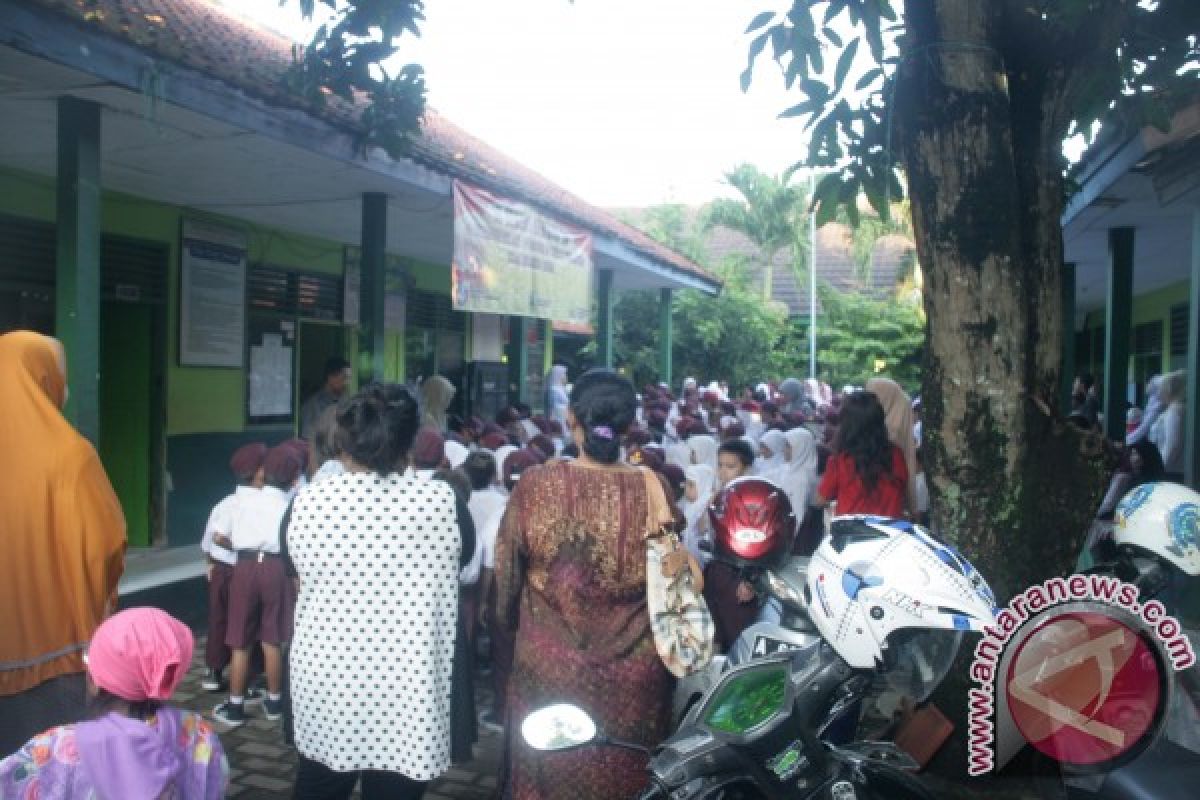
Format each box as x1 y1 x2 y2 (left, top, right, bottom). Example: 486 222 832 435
243 687 266 706
478 709 504 733
212 702 247 728
200 668 225 692
263 696 283 721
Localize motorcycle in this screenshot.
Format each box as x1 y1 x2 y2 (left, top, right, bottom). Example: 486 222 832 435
521 517 975 799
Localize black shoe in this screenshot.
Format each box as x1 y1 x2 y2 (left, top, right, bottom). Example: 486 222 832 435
213 701 247 727
244 687 266 706
263 696 283 721
201 668 225 692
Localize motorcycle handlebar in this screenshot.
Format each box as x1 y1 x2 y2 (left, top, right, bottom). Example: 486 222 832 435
634 783 666 800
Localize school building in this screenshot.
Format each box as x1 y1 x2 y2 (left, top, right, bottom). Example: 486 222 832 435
0 0 719 592
1063 98 1200 482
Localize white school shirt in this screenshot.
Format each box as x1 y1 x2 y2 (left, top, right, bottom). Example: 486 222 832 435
229 486 291 553
468 487 508 570
201 486 259 566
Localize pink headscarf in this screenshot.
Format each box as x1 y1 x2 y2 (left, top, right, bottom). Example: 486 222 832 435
87 608 194 702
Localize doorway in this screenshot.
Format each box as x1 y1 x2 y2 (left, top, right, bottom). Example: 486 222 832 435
298 321 346 424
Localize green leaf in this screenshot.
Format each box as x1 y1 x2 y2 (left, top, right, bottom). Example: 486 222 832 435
855 67 883 91
779 100 820 119
833 38 860 91
822 26 844 49
745 11 775 34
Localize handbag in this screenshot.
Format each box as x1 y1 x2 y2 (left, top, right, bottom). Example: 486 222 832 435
641 468 715 677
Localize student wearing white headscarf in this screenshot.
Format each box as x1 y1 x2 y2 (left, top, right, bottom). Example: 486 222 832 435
681 465 716 564
492 445 518 487
445 440 469 470
687 434 719 472
757 429 788 481
544 365 569 428
779 427 818 515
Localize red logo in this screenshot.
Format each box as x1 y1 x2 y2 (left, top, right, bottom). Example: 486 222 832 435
1004 611 1164 767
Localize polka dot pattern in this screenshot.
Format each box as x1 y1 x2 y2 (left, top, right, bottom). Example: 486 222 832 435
287 471 460 780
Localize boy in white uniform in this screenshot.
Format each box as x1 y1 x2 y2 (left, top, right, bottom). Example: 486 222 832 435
213 445 301 727
199 442 267 692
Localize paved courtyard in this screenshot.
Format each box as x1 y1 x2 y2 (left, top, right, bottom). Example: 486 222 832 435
175 638 502 799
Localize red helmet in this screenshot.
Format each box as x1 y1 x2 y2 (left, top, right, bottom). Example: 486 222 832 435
709 477 796 568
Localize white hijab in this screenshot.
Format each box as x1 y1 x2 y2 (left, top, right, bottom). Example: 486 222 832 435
779 427 818 511
493 445 518 484
682 464 716 562
758 429 788 480
687 434 719 472
445 440 469 469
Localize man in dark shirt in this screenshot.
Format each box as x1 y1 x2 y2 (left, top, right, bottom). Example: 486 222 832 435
300 357 351 439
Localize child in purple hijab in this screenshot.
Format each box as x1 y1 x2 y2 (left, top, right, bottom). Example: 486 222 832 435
0 608 228 800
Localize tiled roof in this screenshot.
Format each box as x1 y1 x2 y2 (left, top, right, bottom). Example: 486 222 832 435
26 0 719 288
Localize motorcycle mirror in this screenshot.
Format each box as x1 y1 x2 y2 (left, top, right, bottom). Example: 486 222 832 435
521 704 598 752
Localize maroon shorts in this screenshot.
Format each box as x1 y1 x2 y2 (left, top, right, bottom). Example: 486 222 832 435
225 554 288 649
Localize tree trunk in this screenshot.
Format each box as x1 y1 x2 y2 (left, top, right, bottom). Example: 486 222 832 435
897 0 1110 602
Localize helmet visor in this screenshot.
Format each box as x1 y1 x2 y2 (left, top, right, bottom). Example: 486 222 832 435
883 629 963 703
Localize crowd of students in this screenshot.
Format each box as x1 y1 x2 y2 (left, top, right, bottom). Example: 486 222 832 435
0 326 930 800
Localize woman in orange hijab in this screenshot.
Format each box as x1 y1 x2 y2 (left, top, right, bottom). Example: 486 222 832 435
0 331 126 753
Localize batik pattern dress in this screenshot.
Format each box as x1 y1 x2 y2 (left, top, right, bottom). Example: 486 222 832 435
495 461 673 800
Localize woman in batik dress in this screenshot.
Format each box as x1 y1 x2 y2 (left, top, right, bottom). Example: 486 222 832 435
495 370 673 800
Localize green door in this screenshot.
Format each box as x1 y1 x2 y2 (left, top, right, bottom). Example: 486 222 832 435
99 303 153 547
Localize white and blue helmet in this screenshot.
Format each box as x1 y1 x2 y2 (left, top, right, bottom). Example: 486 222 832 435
806 516 997 670
1114 481 1200 576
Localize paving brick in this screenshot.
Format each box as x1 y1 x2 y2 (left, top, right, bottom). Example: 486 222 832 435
242 773 294 792
237 741 289 758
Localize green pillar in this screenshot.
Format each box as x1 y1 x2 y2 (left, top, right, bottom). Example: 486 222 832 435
659 287 673 387
55 97 102 443
596 269 614 369
508 316 530 405
1104 228 1134 442
359 193 387 382
1061 262 1076 414
1186 210 1200 487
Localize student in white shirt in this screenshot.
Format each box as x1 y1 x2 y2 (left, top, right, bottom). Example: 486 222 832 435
213 445 302 728
199 442 267 693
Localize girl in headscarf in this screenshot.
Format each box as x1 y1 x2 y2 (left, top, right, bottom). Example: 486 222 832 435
0 332 126 754
757 429 788 481
1152 371 1186 478
864 377 919 516
544 365 570 429
1128 375 1163 446
686 433 719 473
780 427 822 555
778 378 805 414
681 465 716 564
419 374 456 432
0 608 227 799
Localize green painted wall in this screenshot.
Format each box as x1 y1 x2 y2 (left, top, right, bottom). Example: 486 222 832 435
1081 280 1190 379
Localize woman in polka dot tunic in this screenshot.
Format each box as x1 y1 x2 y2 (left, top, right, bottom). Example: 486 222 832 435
287 383 466 800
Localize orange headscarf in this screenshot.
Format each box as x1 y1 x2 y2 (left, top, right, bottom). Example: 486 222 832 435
0 331 126 696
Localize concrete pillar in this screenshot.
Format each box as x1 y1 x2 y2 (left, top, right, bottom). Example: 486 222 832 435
508 316 530 405
1061 262 1076 414
1104 228 1134 442
359 193 387 382
1186 210 1200 487
595 269 614 369
55 97 102 443
659 288 673 387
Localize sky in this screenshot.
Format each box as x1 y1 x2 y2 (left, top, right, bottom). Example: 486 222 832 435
225 0 814 209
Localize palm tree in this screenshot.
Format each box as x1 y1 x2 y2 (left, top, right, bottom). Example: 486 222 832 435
838 198 918 290
703 164 808 302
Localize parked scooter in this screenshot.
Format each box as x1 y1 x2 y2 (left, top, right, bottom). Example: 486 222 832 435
523 479 999 799
1063 482 1200 799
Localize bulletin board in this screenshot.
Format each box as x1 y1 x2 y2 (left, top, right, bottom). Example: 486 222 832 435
245 315 296 426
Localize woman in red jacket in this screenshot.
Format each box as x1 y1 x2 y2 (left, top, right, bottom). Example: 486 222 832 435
815 391 909 518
